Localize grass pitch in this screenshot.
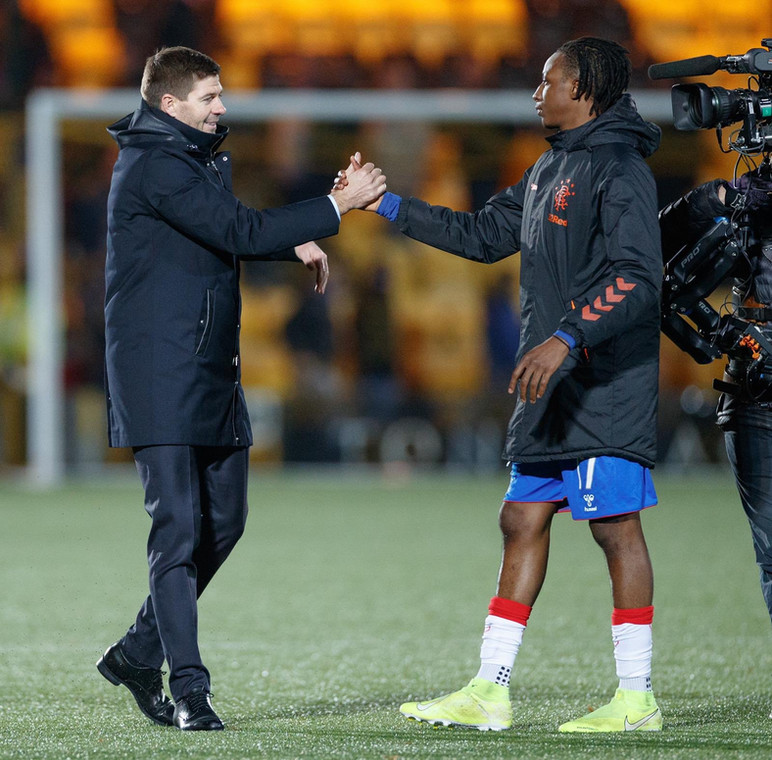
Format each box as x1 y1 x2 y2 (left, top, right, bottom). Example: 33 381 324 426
1 468 771 759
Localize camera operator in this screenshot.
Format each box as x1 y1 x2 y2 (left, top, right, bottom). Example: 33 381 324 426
659 165 772 629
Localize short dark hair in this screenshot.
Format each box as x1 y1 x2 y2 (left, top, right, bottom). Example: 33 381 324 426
557 37 631 116
141 47 220 108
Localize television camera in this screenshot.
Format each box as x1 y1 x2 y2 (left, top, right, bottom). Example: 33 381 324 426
651 41 772 399
649 39 772 153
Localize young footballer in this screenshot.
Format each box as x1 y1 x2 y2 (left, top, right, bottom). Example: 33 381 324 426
346 37 663 732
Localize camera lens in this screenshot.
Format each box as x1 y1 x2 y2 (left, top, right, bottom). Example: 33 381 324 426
709 87 743 126
672 84 745 129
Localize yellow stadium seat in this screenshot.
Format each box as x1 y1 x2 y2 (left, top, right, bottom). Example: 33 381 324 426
622 0 704 62
51 26 125 86
20 0 123 85
282 0 346 57
621 0 772 65
20 0 112 26
394 282 487 398
337 0 402 63
460 0 528 62
239 284 298 395
215 0 291 57
400 0 457 67
696 0 772 58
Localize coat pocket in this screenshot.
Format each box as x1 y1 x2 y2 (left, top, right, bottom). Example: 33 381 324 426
194 289 216 355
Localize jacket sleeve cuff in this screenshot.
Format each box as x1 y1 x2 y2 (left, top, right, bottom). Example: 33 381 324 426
553 329 577 350
555 323 584 349
376 192 402 222
326 194 342 220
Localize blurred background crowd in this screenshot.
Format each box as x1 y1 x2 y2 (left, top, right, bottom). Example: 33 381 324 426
1 0 769 474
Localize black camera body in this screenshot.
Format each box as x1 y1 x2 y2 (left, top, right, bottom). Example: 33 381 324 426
652 41 772 392
660 212 767 366
650 40 772 153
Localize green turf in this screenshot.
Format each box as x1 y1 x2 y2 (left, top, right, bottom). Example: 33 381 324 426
1 469 771 759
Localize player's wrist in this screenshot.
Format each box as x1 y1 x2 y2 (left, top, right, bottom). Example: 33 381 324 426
553 330 576 350
330 189 353 216
375 192 401 221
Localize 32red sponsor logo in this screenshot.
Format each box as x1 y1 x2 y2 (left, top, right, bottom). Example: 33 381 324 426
548 213 567 227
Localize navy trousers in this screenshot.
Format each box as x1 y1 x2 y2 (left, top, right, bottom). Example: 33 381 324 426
120 444 249 700
721 400 772 626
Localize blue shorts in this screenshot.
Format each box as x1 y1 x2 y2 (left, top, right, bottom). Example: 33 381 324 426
503 457 657 521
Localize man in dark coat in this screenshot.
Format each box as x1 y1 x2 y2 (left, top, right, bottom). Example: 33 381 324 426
96 46 386 731
348 37 663 732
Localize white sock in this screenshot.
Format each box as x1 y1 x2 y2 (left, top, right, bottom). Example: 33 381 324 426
475 614 525 688
612 621 653 692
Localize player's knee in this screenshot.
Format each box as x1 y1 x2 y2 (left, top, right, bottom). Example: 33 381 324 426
589 513 644 555
499 501 549 541
590 526 618 555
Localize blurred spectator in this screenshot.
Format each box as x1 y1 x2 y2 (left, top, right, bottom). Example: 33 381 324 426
485 273 520 388
353 265 402 421
0 241 26 465
66 145 115 253
283 278 343 462
262 53 367 89
0 0 54 108
113 0 219 84
284 284 335 363
515 0 652 87
64 144 115 389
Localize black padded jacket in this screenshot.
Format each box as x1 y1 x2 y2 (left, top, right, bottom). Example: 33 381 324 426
396 94 663 465
104 101 340 447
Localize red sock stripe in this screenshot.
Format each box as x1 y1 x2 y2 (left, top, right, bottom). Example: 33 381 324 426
612 605 654 626
488 597 532 626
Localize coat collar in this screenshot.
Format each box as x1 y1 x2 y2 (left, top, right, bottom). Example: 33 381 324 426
545 93 661 158
107 100 228 158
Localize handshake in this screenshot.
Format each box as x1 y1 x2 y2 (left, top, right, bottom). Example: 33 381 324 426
330 152 386 215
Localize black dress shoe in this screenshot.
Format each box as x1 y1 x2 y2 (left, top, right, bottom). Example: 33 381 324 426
97 642 175 726
173 689 224 731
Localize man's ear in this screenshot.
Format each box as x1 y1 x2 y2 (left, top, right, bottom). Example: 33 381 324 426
159 93 177 117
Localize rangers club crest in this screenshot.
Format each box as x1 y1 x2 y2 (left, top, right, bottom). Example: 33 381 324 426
553 178 575 212
548 178 575 227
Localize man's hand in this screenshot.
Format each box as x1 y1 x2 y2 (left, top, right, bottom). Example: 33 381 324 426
330 151 386 214
508 335 570 403
294 241 329 294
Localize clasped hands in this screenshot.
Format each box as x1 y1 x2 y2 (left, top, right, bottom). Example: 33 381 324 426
294 152 385 294
330 152 386 214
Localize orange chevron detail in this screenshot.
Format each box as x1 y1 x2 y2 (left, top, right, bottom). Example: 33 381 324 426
594 296 613 312
615 277 636 291
606 285 625 303
582 305 600 321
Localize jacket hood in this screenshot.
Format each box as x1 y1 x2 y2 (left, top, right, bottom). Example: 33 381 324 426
107 99 228 157
547 93 661 158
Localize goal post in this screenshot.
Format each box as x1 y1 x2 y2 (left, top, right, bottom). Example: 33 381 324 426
24 87 672 486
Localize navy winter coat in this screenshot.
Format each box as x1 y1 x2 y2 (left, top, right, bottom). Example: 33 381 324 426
396 94 663 466
104 101 340 447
